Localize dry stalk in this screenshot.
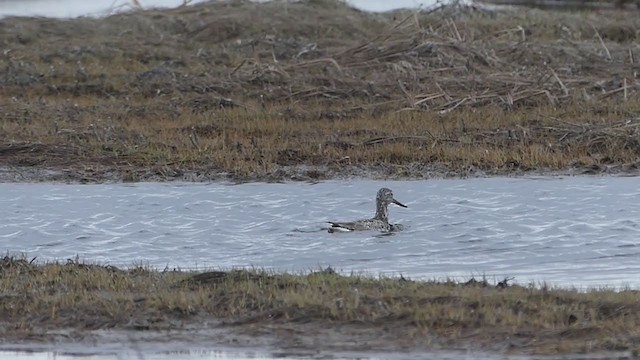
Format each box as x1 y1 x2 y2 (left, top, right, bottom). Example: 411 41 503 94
414 93 446 107
361 136 432 146
517 25 526 42
289 58 343 75
435 82 453 102
335 11 415 59
546 64 569 97
397 80 416 108
599 82 631 100
230 59 249 77
412 10 421 32
438 98 468 114
591 24 612 61
502 92 514 109
447 19 463 41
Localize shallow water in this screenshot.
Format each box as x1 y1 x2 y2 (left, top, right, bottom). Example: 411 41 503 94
1 176 640 288
0 347 634 360
0 0 440 19
0 349 268 360
0 349 630 360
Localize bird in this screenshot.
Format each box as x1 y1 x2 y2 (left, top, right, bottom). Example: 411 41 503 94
328 188 407 233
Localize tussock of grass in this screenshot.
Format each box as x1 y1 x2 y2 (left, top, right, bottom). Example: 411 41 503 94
1 257 639 354
1 0 640 182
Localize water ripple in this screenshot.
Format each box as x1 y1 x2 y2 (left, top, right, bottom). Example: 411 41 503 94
1 177 640 288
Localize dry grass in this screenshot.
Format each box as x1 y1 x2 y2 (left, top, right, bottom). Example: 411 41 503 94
0 0 639 182
0 257 639 355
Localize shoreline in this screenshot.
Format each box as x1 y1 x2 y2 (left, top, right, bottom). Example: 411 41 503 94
1 163 640 184
0 259 639 356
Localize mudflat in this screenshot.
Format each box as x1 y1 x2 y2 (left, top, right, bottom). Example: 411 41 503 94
0 0 639 183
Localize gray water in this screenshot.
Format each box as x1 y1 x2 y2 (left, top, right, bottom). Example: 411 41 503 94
0 0 441 19
0 348 629 360
1 176 639 288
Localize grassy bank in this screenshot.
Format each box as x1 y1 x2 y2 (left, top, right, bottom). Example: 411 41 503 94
0 1 639 182
0 257 638 355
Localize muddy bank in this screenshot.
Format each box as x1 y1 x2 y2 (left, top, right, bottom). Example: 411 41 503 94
2 162 640 184
0 257 639 356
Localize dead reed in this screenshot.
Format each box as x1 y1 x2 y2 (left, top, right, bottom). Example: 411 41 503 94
0 0 639 182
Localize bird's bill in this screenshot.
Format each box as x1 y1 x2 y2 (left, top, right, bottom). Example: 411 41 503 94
392 198 408 208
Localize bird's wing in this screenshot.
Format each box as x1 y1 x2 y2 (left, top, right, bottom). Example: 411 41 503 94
327 221 355 233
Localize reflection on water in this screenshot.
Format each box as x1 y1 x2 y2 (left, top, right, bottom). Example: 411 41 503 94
1 177 640 288
0 350 278 360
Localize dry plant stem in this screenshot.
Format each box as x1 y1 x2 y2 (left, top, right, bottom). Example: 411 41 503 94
591 23 612 61
546 64 569 97
0 0 639 183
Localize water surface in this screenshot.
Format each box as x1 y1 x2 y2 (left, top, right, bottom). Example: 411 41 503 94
0 0 441 19
1 177 639 288
1 348 627 360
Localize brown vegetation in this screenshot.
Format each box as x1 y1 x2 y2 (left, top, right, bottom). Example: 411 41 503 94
0 257 639 355
0 0 639 183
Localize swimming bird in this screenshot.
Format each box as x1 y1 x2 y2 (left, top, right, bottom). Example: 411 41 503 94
328 188 407 233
